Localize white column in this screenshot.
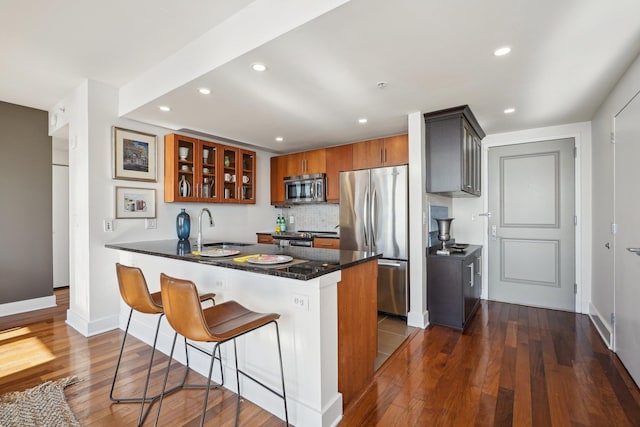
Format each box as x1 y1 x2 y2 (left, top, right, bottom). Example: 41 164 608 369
407 111 428 328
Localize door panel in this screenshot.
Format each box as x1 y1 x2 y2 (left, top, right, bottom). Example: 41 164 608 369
501 239 558 286
614 90 640 387
488 139 575 311
502 153 559 226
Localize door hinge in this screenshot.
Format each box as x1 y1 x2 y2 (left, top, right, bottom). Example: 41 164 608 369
611 223 618 234
611 313 616 325
574 283 577 294
610 132 616 144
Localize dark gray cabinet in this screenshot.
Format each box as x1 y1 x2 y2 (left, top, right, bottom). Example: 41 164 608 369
424 105 485 197
427 245 482 331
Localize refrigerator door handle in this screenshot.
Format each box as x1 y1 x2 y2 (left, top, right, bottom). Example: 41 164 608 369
371 187 377 250
378 261 402 267
363 186 370 249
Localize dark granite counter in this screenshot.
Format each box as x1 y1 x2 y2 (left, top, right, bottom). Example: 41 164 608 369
106 239 380 281
426 244 482 259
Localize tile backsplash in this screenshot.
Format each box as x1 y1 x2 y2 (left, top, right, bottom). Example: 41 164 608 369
283 204 339 232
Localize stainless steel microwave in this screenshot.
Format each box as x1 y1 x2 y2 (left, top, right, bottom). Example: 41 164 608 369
284 174 326 204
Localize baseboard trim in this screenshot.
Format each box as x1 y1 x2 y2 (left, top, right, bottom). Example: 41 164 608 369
66 309 119 337
407 309 429 329
0 295 56 316
588 303 612 350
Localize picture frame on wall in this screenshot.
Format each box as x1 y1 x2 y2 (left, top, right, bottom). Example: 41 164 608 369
112 126 157 182
115 186 156 219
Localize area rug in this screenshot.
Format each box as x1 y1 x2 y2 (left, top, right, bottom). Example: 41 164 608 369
0 376 81 426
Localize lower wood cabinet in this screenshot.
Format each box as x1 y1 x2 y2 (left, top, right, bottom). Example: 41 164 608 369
427 246 482 331
256 233 274 244
338 259 378 408
313 237 340 249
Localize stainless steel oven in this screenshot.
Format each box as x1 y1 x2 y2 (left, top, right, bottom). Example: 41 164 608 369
284 174 326 204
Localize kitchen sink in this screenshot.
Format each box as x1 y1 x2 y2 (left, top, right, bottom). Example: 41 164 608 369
203 242 253 248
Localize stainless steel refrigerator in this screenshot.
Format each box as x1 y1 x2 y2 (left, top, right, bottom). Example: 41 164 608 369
339 165 409 316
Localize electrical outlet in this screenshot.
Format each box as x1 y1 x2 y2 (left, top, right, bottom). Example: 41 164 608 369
103 218 114 232
145 218 157 229
292 294 309 310
289 215 295 224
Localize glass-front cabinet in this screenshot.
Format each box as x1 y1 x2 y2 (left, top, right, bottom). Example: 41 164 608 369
221 147 255 204
165 133 255 204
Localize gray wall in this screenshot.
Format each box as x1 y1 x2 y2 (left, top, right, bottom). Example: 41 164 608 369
0 101 53 304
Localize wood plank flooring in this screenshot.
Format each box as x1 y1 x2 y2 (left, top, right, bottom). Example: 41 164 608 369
341 301 640 426
2 289 639 426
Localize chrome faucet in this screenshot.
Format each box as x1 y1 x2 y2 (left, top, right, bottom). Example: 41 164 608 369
197 208 214 251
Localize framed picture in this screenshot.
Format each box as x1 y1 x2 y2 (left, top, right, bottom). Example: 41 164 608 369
115 186 156 219
112 126 157 181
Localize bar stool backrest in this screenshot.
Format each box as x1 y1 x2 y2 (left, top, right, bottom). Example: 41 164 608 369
115 263 163 314
160 273 215 342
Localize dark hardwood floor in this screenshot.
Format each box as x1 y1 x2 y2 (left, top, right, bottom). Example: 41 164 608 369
1 288 639 426
342 301 640 426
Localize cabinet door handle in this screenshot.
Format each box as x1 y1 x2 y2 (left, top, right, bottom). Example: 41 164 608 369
627 247 640 255
384 148 387 163
380 148 384 164
469 264 474 287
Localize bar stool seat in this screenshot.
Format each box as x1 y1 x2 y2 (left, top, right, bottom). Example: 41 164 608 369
156 273 288 427
111 263 216 426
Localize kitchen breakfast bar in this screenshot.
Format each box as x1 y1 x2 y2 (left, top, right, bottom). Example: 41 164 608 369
106 240 380 427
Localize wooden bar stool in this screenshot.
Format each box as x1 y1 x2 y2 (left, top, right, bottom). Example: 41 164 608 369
111 263 217 426
155 273 288 427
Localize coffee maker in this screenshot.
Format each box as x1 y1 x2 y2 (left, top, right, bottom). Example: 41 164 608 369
435 218 454 256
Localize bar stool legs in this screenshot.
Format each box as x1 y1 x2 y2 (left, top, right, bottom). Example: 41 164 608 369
232 321 289 427
110 308 194 426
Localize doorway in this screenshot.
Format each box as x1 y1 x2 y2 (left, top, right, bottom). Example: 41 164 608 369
487 138 576 311
613 89 640 386
52 137 69 289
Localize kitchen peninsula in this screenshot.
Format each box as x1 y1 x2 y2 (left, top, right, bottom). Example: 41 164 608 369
106 240 380 427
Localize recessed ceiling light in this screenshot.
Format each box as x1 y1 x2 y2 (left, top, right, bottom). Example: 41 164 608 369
251 63 267 72
494 46 511 57
275 137 284 142
198 88 211 95
358 118 368 124
159 105 171 112
504 107 516 114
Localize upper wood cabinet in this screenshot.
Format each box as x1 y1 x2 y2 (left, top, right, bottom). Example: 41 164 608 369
270 155 287 205
325 144 353 203
165 133 255 204
286 148 326 176
165 134 221 203
352 134 408 170
424 105 485 197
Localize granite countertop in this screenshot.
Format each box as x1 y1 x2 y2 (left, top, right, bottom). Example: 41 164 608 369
426 244 482 259
106 239 379 281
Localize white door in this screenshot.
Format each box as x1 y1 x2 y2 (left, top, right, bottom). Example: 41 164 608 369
614 90 640 386
52 164 69 288
488 139 575 311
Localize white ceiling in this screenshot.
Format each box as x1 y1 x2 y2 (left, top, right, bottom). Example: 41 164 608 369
2 0 640 153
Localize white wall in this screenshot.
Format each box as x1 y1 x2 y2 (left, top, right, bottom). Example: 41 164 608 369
453 122 592 314
590 52 640 338
49 79 276 336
